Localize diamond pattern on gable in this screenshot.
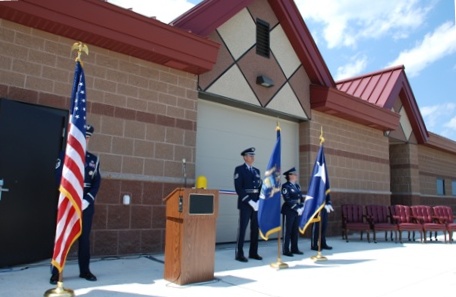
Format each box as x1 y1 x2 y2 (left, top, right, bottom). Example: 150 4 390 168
248 0 279 29
399 106 413 140
237 46 287 107
392 95 402 112
217 8 255 60
206 64 259 106
270 24 301 78
199 31 236 91
288 65 311 119
266 83 308 120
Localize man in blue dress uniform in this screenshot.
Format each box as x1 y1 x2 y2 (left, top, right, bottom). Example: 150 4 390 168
50 124 101 284
281 167 304 256
234 147 263 262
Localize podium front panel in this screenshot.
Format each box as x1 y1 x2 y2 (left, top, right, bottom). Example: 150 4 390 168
188 193 214 215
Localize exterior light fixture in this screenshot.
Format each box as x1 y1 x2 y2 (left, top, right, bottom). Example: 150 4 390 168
256 75 274 88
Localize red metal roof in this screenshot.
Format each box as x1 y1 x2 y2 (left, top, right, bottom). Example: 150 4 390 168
336 65 429 143
336 65 404 109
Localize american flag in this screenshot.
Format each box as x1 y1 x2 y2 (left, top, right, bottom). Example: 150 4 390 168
51 60 87 272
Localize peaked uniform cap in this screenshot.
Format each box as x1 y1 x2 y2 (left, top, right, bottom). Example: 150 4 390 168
241 147 255 156
85 124 95 137
283 167 297 176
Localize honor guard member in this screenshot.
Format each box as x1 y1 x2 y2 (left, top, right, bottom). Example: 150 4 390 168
50 124 101 284
234 147 263 262
281 167 304 256
311 193 334 251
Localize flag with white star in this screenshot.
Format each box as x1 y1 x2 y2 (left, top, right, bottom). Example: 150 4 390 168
299 144 331 233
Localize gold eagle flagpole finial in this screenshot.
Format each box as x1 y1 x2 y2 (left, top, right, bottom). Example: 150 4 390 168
71 42 89 65
320 126 325 145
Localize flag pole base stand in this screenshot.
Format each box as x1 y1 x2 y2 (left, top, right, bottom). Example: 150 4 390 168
43 282 75 297
270 259 289 270
311 252 327 262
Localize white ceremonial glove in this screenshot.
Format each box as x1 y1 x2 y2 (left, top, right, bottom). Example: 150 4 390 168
297 207 304 216
325 204 334 213
249 200 259 211
82 199 90 211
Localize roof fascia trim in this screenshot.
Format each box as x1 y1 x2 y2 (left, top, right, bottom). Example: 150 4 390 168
172 0 254 36
0 0 219 74
311 85 400 131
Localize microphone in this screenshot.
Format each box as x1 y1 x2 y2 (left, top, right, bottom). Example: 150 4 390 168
182 158 187 188
178 158 187 213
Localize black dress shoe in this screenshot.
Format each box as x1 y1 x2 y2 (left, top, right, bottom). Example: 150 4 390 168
235 256 248 262
282 251 293 257
321 244 333 250
50 274 58 285
310 245 318 251
249 254 263 260
292 250 304 255
79 272 97 281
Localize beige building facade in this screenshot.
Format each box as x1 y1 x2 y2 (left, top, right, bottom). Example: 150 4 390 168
1 0 455 264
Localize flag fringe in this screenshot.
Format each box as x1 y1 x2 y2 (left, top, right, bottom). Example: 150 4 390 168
259 226 282 241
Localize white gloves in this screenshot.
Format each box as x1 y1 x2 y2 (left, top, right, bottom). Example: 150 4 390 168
325 204 334 213
249 200 259 211
297 207 304 216
82 199 90 210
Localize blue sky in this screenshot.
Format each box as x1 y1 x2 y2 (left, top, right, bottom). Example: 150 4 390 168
108 0 456 141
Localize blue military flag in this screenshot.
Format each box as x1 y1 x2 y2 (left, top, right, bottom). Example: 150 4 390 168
299 144 330 234
258 126 282 240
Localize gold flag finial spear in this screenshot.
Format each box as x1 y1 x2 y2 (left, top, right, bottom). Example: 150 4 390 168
71 42 89 65
319 126 325 145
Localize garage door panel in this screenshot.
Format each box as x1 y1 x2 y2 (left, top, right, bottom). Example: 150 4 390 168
196 100 299 243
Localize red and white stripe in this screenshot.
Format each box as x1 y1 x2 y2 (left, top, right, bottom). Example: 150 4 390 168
51 122 86 272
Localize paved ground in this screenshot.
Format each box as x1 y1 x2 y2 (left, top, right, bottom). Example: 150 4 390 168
1 234 455 297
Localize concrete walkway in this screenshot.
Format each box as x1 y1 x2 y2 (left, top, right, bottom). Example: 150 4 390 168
1 235 455 297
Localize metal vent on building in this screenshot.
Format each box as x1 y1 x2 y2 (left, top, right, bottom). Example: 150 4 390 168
256 18 270 58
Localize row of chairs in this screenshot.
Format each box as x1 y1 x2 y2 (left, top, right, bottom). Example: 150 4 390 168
341 204 456 243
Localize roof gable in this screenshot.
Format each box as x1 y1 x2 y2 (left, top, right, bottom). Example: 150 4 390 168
173 0 334 86
336 66 429 143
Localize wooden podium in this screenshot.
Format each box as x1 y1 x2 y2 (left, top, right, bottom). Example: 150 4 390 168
163 188 219 285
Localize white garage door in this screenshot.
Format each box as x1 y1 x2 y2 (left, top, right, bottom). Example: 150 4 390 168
196 100 300 243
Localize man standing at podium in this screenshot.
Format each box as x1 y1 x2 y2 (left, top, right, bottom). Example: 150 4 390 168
234 147 263 262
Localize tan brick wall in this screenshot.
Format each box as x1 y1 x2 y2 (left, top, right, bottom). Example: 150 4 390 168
389 143 420 195
298 112 391 238
299 111 390 194
0 19 198 256
418 145 456 197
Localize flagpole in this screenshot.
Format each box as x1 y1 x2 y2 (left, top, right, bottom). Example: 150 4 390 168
270 224 288 270
310 212 327 261
44 41 89 297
